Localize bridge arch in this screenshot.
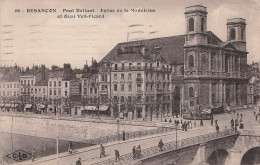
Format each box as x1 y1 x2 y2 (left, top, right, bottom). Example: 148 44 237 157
240 147 260 165
207 149 229 165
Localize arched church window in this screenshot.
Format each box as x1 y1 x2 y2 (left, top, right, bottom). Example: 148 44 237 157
201 18 205 31
231 28 236 40
241 28 244 40
201 54 208 70
189 18 194 32
188 55 194 68
189 87 194 97
211 53 216 70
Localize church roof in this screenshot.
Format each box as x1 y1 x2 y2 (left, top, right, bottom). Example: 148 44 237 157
101 31 231 65
101 34 186 65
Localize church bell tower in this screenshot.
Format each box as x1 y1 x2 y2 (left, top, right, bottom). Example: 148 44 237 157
184 5 208 46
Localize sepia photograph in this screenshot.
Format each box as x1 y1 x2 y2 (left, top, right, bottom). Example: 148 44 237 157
0 0 260 164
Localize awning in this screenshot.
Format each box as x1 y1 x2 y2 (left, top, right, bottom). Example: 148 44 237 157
25 104 32 109
5 104 12 107
84 106 97 111
0 104 5 107
37 104 45 109
98 106 109 111
10 104 18 108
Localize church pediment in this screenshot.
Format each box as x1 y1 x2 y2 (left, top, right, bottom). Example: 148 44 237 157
221 42 238 51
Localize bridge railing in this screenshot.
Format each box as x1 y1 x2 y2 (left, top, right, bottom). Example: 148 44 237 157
91 129 238 165
82 126 176 145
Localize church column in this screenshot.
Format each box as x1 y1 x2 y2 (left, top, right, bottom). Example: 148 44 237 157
233 84 236 104
208 49 212 72
223 83 226 104
219 81 223 105
209 82 212 108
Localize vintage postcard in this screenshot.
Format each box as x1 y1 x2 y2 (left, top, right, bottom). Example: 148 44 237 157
0 0 260 164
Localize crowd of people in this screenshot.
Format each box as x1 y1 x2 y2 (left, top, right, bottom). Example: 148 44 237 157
230 113 244 131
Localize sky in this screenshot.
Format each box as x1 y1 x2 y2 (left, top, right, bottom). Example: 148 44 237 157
0 0 260 68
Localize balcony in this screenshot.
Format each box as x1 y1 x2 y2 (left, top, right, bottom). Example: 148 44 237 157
137 90 143 94
100 90 108 94
184 70 248 79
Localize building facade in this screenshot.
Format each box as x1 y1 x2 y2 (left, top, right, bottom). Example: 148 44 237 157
101 5 249 118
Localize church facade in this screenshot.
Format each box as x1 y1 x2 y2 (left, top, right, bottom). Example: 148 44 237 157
101 5 248 118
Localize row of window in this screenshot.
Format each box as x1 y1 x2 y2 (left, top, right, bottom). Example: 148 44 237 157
188 53 241 72
49 81 67 87
113 73 170 81
20 80 33 85
0 84 19 88
0 91 17 96
49 89 67 96
113 62 170 71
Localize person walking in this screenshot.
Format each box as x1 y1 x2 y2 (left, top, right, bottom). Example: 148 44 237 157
240 121 244 129
158 139 164 151
136 145 141 159
256 115 258 121
100 144 105 158
231 118 234 130
235 122 239 131
76 158 82 165
115 150 120 162
122 131 126 141
200 119 203 126
216 124 219 133
68 141 73 154
132 146 136 160
254 111 256 116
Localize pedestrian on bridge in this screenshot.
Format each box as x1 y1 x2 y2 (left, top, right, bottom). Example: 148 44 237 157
76 158 81 165
136 145 141 159
115 150 120 162
240 121 244 129
158 139 164 151
254 111 256 116
235 122 239 131
122 131 126 141
200 119 203 126
132 146 136 160
216 124 219 133
231 118 234 130
100 144 105 158
68 141 73 154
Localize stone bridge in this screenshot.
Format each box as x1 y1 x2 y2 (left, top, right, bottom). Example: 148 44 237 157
131 129 260 165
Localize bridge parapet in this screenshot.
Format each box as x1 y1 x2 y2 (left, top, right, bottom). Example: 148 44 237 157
91 129 238 165
239 129 260 136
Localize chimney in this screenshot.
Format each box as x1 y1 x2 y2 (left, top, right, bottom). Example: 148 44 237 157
41 65 46 80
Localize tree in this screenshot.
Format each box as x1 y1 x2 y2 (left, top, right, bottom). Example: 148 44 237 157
81 96 88 116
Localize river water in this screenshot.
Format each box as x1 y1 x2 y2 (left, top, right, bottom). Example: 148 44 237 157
0 132 93 164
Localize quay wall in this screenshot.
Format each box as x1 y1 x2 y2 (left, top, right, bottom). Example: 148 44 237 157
0 115 156 141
